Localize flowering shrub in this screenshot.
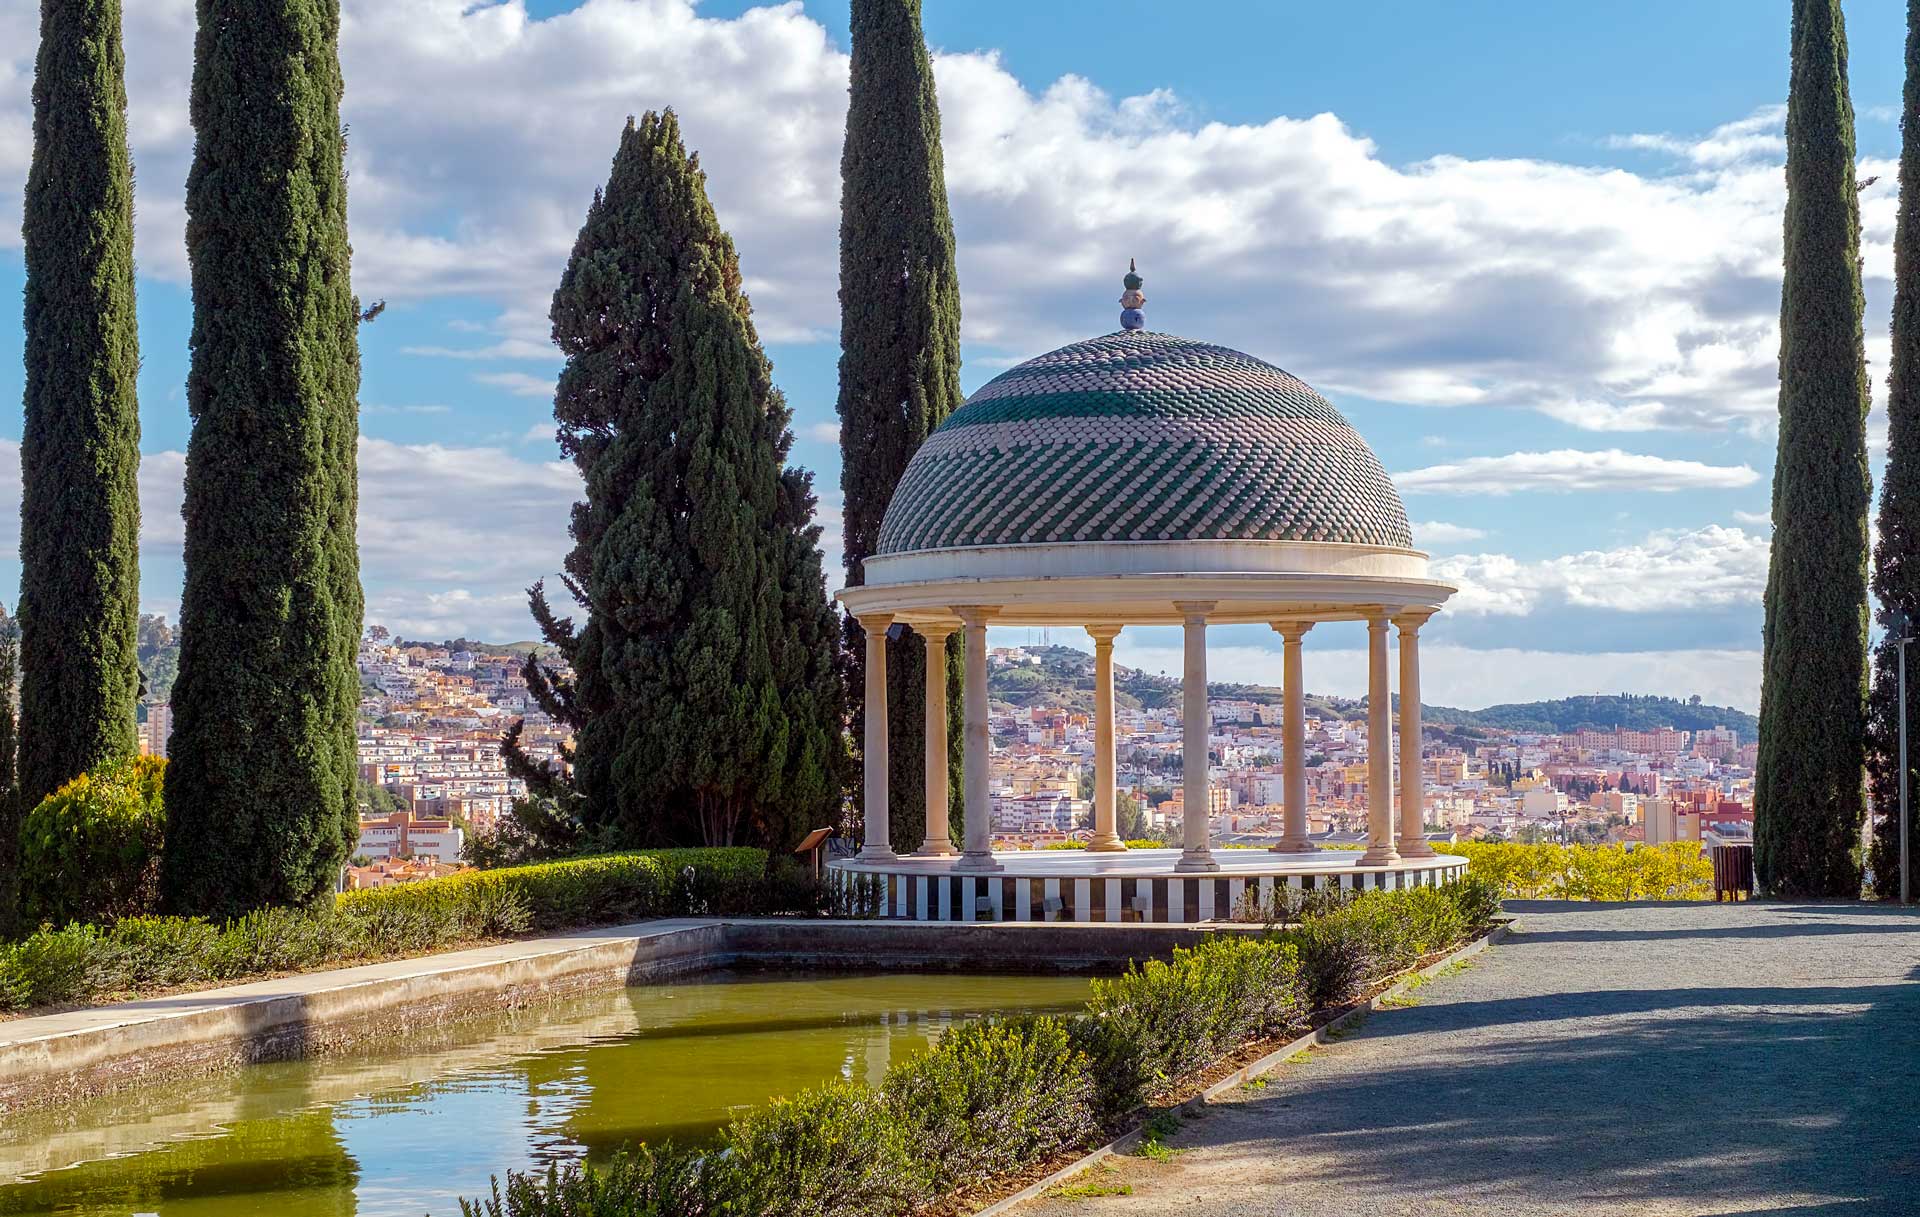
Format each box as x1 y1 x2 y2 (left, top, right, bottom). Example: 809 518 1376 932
1437 841 1712 900
18 756 168 925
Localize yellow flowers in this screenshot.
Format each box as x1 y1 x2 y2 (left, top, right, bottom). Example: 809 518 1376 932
1436 840 1714 901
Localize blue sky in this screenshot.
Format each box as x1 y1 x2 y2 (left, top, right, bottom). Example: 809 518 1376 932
0 0 1910 711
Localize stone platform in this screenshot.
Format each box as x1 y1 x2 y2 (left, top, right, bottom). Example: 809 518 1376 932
829 848 1469 924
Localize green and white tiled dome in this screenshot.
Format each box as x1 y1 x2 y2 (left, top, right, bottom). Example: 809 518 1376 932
875 330 1414 556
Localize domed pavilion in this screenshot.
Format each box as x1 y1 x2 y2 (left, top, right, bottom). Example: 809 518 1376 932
833 265 1462 922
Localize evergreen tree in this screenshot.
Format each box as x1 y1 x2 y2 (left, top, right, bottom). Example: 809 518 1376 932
1757 0 1873 897
542 111 845 849
161 0 363 916
18 0 142 809
1868 0 1920 901
0 612 19 937
837 0 966 853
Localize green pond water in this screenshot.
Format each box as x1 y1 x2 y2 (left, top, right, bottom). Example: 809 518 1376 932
0 970 1091 1217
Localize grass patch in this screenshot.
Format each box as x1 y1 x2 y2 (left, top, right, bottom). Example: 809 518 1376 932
1240 1076 1268 1091
1046 1169 1134 1200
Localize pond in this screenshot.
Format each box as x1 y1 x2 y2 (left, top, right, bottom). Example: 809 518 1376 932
0 970 1092 1217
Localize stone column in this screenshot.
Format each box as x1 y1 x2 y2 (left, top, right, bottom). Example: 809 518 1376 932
917 622 958 856
956 607 1001 872
1087 625 1126 851
1271 620 1316 852
1174 602 1219 873
1396 611 1437 858
859 613 896 861
1360 609 1400 866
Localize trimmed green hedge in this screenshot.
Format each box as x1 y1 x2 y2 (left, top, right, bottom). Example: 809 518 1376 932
0 848 767 1013
459 877 1503 1217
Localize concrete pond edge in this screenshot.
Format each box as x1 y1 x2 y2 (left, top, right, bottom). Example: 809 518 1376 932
968 920 1515 1217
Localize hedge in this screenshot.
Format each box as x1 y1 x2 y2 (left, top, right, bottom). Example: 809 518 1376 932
458 875 1505 1217
0 848 767 1013
1435 841 1712 901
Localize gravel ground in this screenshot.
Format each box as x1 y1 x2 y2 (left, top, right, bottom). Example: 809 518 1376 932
1018 901 1920 1217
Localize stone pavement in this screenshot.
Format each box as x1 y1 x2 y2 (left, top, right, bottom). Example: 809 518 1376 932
1019 901 1920 1217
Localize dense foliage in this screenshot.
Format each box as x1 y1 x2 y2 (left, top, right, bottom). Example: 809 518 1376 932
0 847 766 1012
837 0 967 853
460 879 1501 1217
1436 841 1714 901
0 619 19 938
18 0 143 811
164 0 364 917
135 615 180 704
18 755 166 925
511 112 844 853
1868 0 1920 902
1756 0 1873 898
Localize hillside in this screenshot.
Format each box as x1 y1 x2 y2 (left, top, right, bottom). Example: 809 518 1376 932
1420 694 1757 742
990 646 1756 741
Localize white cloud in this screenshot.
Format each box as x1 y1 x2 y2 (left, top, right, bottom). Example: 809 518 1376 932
1396 449 1759 496
474 371 555 399
1732 509 1771 527
0 3 1878 435
804 421 840 444
1410 520 1485 545
1105 636 1764 714
1431 525 1769 616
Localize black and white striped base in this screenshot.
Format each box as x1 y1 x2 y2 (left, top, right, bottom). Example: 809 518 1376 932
827 848 1468 923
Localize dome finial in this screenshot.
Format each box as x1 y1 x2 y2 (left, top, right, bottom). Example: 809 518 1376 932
1119 258 1146 331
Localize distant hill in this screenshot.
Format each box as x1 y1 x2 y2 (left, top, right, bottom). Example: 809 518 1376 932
1420 694 1756 743
989 646 1755 742
395 637 551 657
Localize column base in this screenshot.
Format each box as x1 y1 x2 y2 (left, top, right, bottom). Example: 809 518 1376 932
857 846 898 863
1358 844 1400 866
1086 837 1128 853
1270 837 1317 853
915 839 957 857
1174 851 1221 873
955 851 1003 873
1397 838 1437 859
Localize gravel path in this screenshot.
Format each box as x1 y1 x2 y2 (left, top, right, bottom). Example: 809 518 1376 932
1018 901 1920 1217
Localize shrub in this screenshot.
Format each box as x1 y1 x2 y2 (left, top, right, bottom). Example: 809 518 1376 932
460 1144 724 1217
18 756 168 925
722 1079 921 1217
0 847 767 1013
1436 840 1712 900
884 1015 1098 1192
1077 934 1306 1111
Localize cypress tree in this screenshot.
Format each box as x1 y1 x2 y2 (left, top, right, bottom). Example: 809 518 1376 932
161 0 364 916
0 612 19 937
1868 0 1920 901
837 0 965 853
547 111 845 849
18 0 142 810
1756 0 1873 897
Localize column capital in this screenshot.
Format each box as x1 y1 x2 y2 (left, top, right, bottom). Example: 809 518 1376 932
918 618 962 642
951 605 998 627
1172 600 1216 622
1362 605 1391 630
1392 607 1438 633
1085 623 1125 644
1270 619 1316 642
858 612 896 638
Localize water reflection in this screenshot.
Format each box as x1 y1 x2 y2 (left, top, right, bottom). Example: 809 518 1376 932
0 972 1088 1217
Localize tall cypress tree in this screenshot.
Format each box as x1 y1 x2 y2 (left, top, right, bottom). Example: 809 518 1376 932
837 0 965 853
1868 0 1920 901
1756 0 1873 897
545 111 845 849
0 611 19 937
18 0 142 810
161 0 363 916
